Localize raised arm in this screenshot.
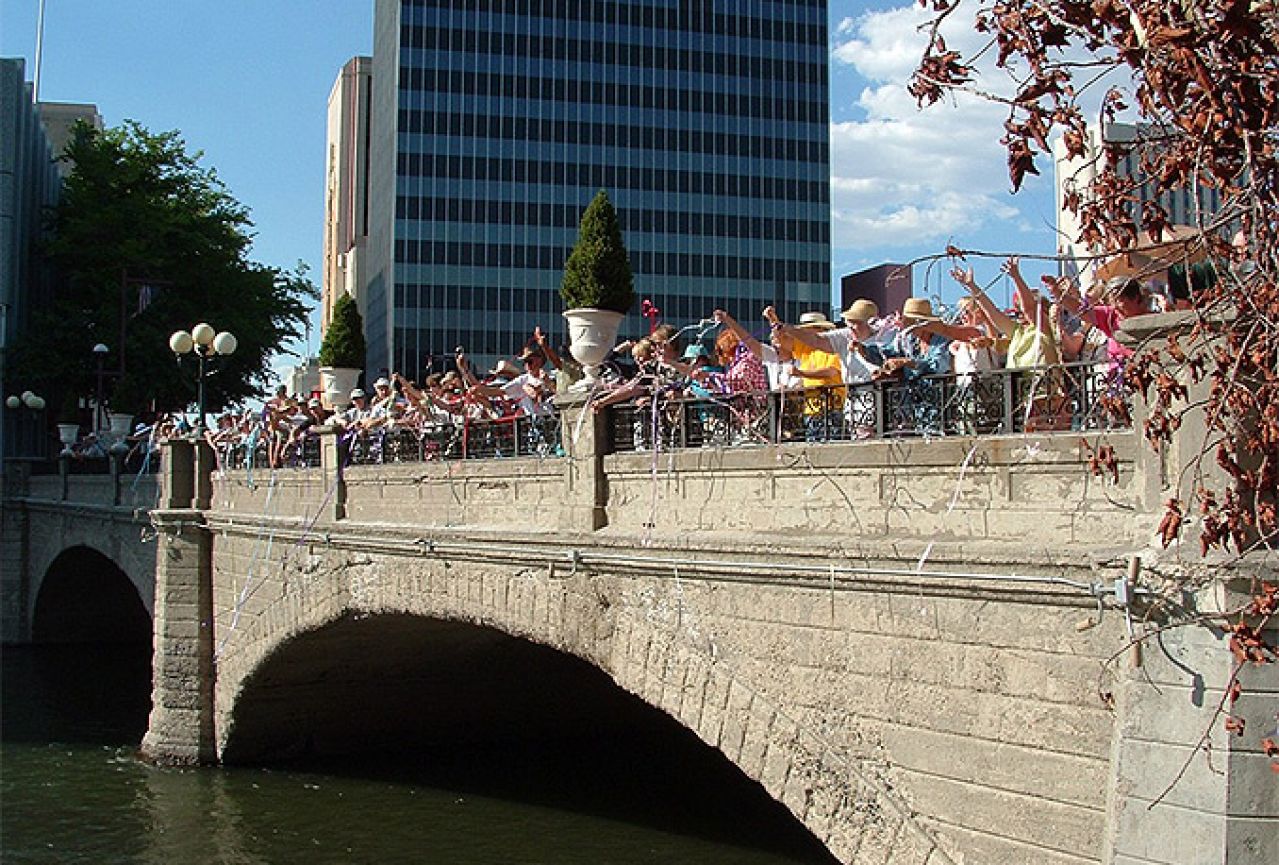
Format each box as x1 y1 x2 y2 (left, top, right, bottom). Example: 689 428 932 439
712 308 762 359
951 266 1016 337
394 372 425 406
531 326 563 370
1002 257 1043 327
766 304 831 353
454 350 479 387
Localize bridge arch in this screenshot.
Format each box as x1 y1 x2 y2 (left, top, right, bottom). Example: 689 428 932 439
32 545 152 644
212 555 952 864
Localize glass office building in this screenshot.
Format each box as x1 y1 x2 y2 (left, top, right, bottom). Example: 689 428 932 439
365 0 830 377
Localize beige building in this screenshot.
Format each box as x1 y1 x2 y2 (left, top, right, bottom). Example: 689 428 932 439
37 101 102 176
321 56 372 330
1053 121 1222 286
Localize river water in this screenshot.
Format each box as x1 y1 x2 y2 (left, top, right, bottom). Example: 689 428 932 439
2 644 835 864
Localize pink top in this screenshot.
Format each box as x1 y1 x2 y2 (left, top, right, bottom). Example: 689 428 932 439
1091 305 1132 362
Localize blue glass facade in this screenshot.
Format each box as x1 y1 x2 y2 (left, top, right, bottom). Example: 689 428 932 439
369 0 830 377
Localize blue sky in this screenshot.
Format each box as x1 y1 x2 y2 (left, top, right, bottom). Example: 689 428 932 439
2 1 1060 359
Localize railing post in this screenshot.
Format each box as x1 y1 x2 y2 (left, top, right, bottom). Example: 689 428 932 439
109 449 123 506
555 393 608 531
193 438 215 511
874 381 886 438
317 426 346 521
1001 369 1016 434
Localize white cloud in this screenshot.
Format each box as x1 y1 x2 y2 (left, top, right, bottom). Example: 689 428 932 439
827 3 1037 254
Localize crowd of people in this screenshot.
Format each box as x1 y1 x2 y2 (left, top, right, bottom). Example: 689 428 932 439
585 257 1150 445
74 255 1162 474
202 326 566 471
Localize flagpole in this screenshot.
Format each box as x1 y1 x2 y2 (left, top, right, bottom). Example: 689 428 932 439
33 0 47 103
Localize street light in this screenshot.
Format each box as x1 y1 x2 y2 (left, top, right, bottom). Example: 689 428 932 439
6 391 47 411
5 391 48 460
169 323 237 434
93 343 110 433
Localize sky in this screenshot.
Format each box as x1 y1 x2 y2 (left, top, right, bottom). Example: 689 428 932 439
2 0 1063 373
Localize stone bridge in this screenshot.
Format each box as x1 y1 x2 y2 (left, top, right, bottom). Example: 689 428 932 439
2 336 1275 863
1 465 158 644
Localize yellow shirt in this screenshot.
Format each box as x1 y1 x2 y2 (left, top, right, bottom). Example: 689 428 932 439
793 341 845 415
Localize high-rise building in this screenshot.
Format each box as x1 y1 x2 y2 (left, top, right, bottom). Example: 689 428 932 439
322 56 373 329
362 0 830 377
2 60 91 464
1053 121 1222 277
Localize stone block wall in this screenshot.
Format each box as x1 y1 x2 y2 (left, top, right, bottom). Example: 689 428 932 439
601 432 1150 548
203 516 1135 865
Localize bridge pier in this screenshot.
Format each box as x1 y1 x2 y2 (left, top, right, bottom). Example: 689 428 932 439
140 440 217 764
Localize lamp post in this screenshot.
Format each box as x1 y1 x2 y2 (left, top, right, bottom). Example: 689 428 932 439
5 391 48 459
169 323 237 434
93 342 109 433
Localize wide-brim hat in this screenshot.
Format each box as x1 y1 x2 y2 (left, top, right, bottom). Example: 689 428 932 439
349 388 366 398
373 377 391 388
489 360 520 379
841 299 879 324
901 297 940 322
798 311 835 330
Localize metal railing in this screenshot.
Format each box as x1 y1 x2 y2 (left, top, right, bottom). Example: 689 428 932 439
608 362 1129 452
344 413 564 466
220 434 322 471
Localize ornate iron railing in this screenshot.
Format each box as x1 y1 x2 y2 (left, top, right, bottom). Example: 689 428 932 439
607 362 1129 453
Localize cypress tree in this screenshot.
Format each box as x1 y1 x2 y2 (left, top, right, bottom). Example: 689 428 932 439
560 190 635 313
319 293 366 369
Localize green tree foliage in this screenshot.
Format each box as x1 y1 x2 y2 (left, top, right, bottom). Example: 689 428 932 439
560 190 635 313
10 121 316 413
318 293 366 369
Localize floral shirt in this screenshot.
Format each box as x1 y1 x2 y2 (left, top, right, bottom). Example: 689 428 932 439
709 342 768 395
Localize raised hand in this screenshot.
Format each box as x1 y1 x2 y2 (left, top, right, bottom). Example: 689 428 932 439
950 266 978 289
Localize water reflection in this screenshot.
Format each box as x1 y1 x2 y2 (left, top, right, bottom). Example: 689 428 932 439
2 644 836 864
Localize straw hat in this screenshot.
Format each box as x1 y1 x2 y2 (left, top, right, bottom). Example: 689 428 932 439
798 311 836 330
840 299 879 324
901 298 940 322
489 359 520 380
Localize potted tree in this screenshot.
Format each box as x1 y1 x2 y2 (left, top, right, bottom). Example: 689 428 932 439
318 292 366 410
560 190 636 388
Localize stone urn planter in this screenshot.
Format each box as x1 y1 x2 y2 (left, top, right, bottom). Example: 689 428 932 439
319 366 361 410
57 423 80 455
108 412 134 439
107 413 135 456
563 308 624 390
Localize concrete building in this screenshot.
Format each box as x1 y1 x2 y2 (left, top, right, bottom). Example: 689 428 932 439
321 57 373 330
1053 121 1223 278
286 356 321 400
361 0 831 377
839 263 912 319
1 59 64 466
36 101 102 177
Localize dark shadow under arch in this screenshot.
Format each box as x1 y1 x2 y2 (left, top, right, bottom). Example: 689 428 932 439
33 545 151 645
225 613 836 862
